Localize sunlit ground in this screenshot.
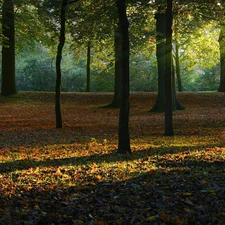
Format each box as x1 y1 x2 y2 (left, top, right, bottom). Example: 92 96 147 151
0 92 224 224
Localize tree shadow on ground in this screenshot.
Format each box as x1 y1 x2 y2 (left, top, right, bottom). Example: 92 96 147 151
0 158 224 225
0 143 221 174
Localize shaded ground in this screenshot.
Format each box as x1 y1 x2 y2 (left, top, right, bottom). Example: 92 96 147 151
0 92 225 225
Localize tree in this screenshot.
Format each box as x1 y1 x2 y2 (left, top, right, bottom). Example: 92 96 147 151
86 41 91 92
172 1 220 92
104 25 121 108
117 0 131 155
150 5 166 112
164 0 174 136
55 0 78 128
55 0 66 128
150 5 184 112
218 23 225 92
111 27 121 108
1 0 17 96
173 16 183 92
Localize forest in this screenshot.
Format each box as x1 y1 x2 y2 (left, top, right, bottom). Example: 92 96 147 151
0 0 223 93
0 0 225 224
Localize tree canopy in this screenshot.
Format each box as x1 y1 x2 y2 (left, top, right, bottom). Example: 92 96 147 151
0 0 223 94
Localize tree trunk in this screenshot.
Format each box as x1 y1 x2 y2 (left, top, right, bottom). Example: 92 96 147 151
150 6 166 112
218 24 225 92
150 6 184 112
1 0 16 96
117 0 131 155
55 0 67 129
86 41 91 92
164 0 174 136
174 43 182 92
104 26 120 108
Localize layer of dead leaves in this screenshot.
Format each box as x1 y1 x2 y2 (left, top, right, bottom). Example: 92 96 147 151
0 91 225 225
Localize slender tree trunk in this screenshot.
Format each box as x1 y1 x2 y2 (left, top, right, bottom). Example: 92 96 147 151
218 24 225 92
86 41 91 92
164 0 174 136
174 43 182 92
55 0 67 129
1 0 16 96
117 0 131 155
172 60 184 110
105 26 120 108
111 26 121 108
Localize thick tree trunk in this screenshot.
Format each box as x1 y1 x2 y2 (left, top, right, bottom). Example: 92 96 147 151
55 0 67 129
150 6 184 112
218 24 225 92
150 6 166 112
1 0 16 96
86 41 91 92
117 0 131 155
164 0 174 136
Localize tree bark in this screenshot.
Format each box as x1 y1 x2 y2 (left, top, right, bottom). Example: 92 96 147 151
174 43 182 92
218 24 225 92
1 0 16 96
86 41 91 92
104 26 121 108
55 0 67 129
164 0 174 136
117 0 131 155
150 6 184 112
150 6 166 112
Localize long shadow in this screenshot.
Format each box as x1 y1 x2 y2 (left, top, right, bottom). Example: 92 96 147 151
0 159 224 225
0 144 221 174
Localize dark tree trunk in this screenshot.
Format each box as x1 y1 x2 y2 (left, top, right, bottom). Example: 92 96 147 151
218 24 225 92
1 0 16 96
104 26 121 108
174 43 182 92
117 0 131 155
150 6 184 112
86 41 91 92
164 0 174 136
55 0 67 129
150 6 166 112
172 59 184 110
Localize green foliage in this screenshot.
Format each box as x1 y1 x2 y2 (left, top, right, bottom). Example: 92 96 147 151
130 53 158 92
17 58 55 91
0 0 222 93
181 22 220 71
0 40 219 93
181 64 220 91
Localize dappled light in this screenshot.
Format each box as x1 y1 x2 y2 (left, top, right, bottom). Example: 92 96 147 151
0 92 225 224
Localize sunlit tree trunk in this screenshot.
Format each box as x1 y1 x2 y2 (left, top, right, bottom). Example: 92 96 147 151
218 24 225 92
164 0 174 136
86 41 91 92
117 0 131 155
1 0 16 96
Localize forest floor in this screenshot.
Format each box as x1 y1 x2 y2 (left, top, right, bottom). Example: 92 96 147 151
0 91 225 225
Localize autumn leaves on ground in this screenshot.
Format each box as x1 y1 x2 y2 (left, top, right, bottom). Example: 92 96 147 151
0 92 225 225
